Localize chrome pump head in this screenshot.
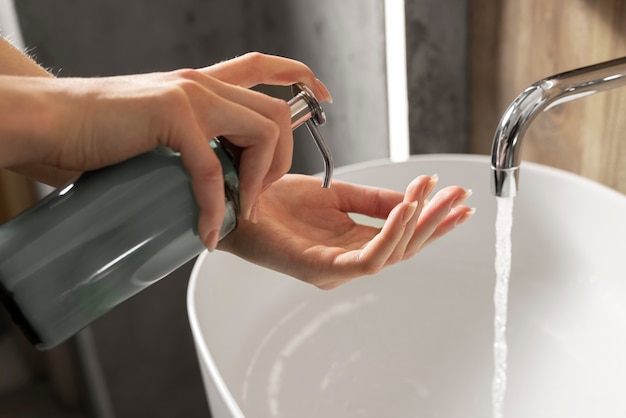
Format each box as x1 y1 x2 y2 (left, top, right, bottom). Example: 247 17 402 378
289 83 333 188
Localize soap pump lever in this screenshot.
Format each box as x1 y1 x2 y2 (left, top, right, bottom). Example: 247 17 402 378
0 83 333 349
289 83 333 188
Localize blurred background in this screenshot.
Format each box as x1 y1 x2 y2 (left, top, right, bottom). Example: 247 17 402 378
0 0 624 417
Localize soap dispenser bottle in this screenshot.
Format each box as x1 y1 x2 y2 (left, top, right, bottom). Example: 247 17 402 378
0 83 333 349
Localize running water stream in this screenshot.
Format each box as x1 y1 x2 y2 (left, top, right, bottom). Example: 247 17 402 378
493 197 514 418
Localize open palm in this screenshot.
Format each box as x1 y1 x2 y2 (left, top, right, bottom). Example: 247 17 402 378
219 174 473 289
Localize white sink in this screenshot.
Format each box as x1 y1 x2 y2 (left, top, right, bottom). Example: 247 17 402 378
187 154 626 418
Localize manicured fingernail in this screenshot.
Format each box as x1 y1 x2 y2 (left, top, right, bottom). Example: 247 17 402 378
249 202 260 224
403 201 418 224
242 198 261 223
426 174 439 196
453 189 473 207
205 229 220 252
459 207 477 224
241 198 254 222
242 207 251 222
316 78 333 103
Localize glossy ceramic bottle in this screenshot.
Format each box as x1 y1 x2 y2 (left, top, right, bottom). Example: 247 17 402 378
0 84 332 349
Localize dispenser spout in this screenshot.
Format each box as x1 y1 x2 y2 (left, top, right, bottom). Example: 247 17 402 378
289 83 333 188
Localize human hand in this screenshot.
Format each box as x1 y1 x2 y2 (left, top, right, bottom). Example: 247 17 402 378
3 52 331 249
218 174 474 289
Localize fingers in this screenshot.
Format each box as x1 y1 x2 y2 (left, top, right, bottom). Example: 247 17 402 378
166 68 297 227
423 205 475 246
176 125 225 251
164 73 286 247
356 200 417 269
196 81 293 219
404 186 473 257
201 52 333 103
162 53 333 250
326 176 438 284
351 175 462 268
331 181 404 218
325 200 418 289
387 175 438 262
326 177 473 288
333 174 436 220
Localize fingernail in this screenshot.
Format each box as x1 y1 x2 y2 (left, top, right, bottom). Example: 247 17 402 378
249 202 260 224
459 207 477 224
316 78 333 103
241 198 254 222
242 207 251 222
453 189 473 207
403 201 418 224
204 229 220 252
242 197 261 223
426 174 439 196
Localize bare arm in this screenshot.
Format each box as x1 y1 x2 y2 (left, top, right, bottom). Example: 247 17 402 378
0 38 80 185
0 38 332 250
0 38 51 77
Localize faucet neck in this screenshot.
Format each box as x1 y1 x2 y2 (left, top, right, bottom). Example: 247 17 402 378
491 56 626 197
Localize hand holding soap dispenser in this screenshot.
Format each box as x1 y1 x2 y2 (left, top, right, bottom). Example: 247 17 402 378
0 83 333 349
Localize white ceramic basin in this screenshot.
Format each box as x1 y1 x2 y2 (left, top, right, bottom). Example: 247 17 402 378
187 154 626 418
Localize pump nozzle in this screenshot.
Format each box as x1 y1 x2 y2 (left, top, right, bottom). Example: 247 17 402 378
217 83 333 189
289 83 333 188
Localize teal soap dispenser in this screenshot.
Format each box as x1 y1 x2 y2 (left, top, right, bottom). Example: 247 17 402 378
0 83 333 349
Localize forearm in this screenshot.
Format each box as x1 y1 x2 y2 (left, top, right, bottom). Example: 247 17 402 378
0 38 51 77
0 38 78 185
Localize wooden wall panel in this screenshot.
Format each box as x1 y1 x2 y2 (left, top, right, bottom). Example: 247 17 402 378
470 0 626 193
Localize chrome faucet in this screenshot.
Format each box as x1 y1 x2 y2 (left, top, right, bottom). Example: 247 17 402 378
491 56 626 197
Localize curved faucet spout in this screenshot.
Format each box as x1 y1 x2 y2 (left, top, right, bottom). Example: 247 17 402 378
491 56 626 197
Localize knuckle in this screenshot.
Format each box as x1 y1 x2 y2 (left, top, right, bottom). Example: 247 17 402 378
156 82 194 110
198 162 224 184
176 79 204 97
172 68 203 82
167 69 212 98
270 101 292 135
355 258 383 277
266 95 291 119
256 97 290 134
258 118 281 145
234 53 264 80
240 51 265 66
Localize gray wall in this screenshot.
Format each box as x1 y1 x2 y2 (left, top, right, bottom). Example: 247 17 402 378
405 0 468 153
13 0 466 416
16 0 389 175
